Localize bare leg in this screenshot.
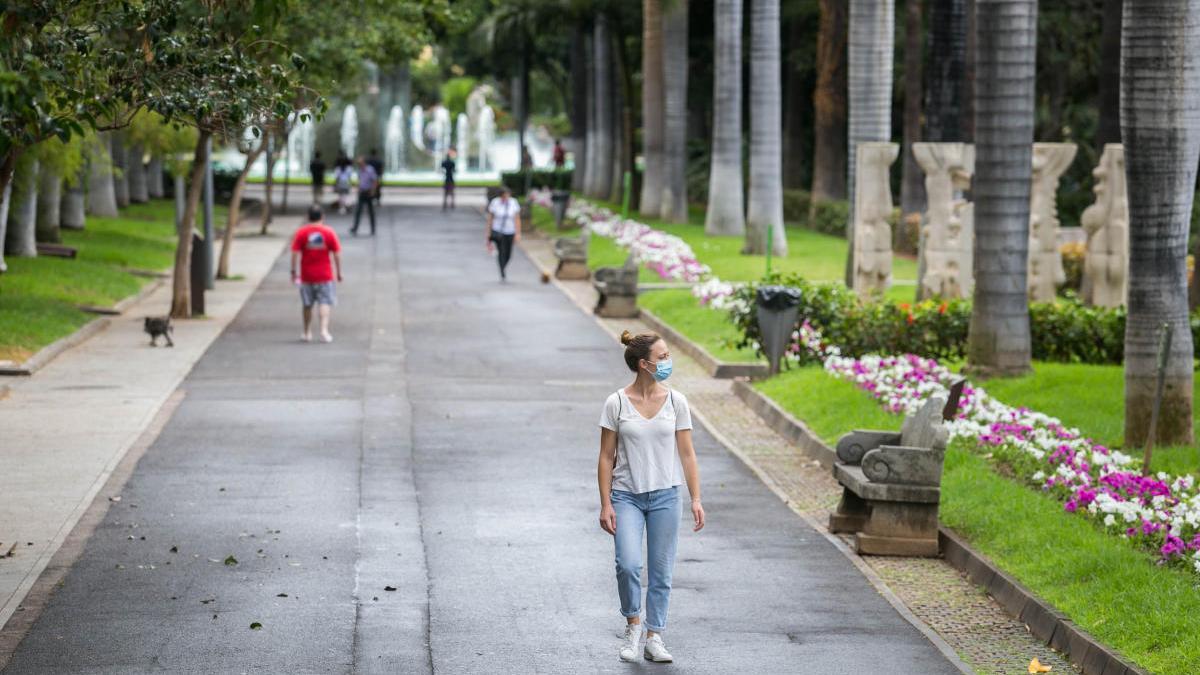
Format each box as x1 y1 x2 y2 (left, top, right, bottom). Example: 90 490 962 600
302 306 313 341
319 304 332 342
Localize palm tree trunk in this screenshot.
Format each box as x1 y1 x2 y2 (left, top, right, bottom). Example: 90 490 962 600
127 143 149 203
845 0 895 284
1121 0 1198 446
966 0 1036 378
1097 0 1122 147
705 0 746 236
925 0 968 142
782 13 808 191
659 0 689 223
147 155 165 199
899 0 926 223
86 132 118 217
36 161 62 243
811 0 848 208
61 167 86 230
218 145 266 279
609 23 631 204
582 27 597 195
112 136 129 208
6 158 39 257
963 0 977 141
570 22 589 193
746 0 787 255
640 0 666 217
172 131 211 319
590 15 614 199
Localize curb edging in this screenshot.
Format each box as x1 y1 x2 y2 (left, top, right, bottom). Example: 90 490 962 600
731 379 838 468
0 318 111 377
638 307 768 380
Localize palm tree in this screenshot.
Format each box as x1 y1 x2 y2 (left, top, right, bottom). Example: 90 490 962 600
86 132 118 217
845 0 894 284
1121 0 1198 446
925 0 968 143
704 0 745 236
966 0 1036 377
745 0 787 255
899 0 925 223
659 0 688 223
640 0 665 217
810 0 848 209
588 14 613 199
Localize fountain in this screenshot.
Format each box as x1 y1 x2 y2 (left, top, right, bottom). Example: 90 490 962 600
287 109 315 173
410 105 425 151
456 113 470 166
340 104 358 159
384 105 405 174
432 106 452 158
477 105 495 171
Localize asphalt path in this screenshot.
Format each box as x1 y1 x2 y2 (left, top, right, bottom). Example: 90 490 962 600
2 193 961 674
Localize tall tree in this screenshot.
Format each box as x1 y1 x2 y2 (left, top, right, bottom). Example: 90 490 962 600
810 0 848 208
963 0 977 141
111 134 129 208
34 136 82 243
705 0 745 236
6 156 39 257
640 0 666 217
745 0 787 255
570 22 589 193
966 0 1036 377
659 0 689 223
925 0 968 143
899 0 926 220
1121 0 1198 446
126 142 148 203
218 128 267 279
845 0 894 284
1096 0 1122 147
588 15 614 199
86 132 119 217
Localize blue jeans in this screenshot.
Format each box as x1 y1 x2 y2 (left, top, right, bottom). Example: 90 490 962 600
611 486 680 633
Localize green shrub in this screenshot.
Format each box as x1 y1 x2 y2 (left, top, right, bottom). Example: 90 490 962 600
783 189 811 223
808 199 849 238
500 169 573 196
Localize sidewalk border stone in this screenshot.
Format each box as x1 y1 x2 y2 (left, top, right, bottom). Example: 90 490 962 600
638 305 768 379
0 318 111 377
731 378 837 468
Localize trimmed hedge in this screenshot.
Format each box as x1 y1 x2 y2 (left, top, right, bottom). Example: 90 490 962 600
500 169 572 196
727 273 1200 366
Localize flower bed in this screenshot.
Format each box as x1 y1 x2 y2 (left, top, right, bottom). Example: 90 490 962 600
795 321 1200 576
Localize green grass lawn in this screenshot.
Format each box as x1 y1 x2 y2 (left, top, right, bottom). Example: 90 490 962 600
0 200 224 362
639 289 759 363
756 364 1200 675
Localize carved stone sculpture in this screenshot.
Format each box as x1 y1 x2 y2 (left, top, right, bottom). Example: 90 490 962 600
913 143 975 300
1081 143 1128 308
1027 143 1077 302
592 253 640 318
852 142 900 297
553 233 589 280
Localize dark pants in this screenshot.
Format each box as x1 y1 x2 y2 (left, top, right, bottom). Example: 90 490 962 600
492 232 514 278
352 191 376 235
442 182 455 210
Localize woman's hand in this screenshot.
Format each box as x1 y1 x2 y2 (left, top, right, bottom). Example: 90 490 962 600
691 500 705 532
599 503 617 535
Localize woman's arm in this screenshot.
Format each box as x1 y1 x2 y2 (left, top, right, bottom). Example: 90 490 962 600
676 429 705 531
598 428 617 535
514 207 522 241
484 209 494 249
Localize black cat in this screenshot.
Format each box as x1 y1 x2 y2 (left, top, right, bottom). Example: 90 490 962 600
144 316 174 347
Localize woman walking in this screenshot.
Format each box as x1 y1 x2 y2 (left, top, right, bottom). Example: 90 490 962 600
485 186 521 281
598 331 705 663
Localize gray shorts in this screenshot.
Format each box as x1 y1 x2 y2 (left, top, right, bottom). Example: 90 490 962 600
299 281 337 307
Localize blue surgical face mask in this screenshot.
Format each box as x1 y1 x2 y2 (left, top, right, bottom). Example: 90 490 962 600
650 358 673 382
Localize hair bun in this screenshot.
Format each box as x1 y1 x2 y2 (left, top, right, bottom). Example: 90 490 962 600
620 330 634 346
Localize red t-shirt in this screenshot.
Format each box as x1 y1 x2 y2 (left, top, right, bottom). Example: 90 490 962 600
291 223 341 283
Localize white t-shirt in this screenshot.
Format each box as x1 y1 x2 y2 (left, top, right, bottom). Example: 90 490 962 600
599 388 692 494
488 197 520 235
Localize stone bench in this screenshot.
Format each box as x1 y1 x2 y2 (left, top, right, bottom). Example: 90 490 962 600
828 396 949 557
553 235 589 280
592 253 639 318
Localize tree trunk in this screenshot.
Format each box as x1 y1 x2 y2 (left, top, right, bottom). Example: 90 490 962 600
746 0 787 255
147 155 165 199
963 0 977 141
640 0 666 216
171 131 211 319
112 136 129 208
218 145 266 280
589 16 614 200
1097 0 1122 147
966 0 1036 378
609 23 631 204
1121 0 1198 447
582 28 598 196
6 158 39 258
570 22 589 193
36 162 62 243
706 0 746 236
782 13 808 191
845 0 895 284
811 0 848 208
61 167 86 230
260 131 277 235
899 0 926 222
0 178 10 272
925 0 968 142
86 132 118 217
659 0 689 223
127 143 148 203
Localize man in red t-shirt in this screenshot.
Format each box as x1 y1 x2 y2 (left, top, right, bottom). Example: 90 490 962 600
290 206 343 343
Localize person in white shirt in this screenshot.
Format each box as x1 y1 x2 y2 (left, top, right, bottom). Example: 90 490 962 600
597 330 705 664
485 186 521 281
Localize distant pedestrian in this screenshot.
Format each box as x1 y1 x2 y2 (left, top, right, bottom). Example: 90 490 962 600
350 157 378 236
598 331 704 664
552 139 565 170
333 163 353 214
290 205 342 343
309 152 326 205
368 149 384 205
485 186 521 281
441 149 457 211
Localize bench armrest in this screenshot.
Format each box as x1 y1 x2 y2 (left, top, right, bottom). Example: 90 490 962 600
836 430 902 464
861 445 946 486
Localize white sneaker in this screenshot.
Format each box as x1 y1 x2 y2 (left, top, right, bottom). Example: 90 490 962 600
320 331 333 343
618 623 643 662
643 634 673 663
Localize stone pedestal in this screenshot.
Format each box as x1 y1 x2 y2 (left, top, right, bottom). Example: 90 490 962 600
913 143 975 299
851 142 900 297
593 254 640 318
553 235 589 280
1081 143 1128 308
1028 143 1077 302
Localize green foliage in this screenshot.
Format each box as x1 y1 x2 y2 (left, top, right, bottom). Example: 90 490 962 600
440 77 478 119
500 169 572 195
639 289 760 363
807 200 850 238
32 134 85 183
782 189 811 223
1028 294 1128 363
